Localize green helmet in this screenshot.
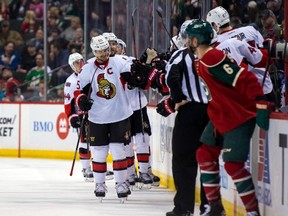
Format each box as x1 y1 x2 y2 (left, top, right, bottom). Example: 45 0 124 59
185 20 214 45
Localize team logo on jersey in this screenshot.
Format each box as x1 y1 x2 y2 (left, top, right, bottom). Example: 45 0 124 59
199 77 212 101
96 73 116 99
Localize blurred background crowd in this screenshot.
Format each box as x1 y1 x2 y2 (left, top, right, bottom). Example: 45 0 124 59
0 0 285 103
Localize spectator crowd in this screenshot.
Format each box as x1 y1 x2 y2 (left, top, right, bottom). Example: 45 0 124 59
0 0 285 103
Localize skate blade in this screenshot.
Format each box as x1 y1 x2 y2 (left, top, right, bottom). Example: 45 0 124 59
152 182 160 187
137 182 152 190
85 178 94 182
119 197 126 203
105 175 114 181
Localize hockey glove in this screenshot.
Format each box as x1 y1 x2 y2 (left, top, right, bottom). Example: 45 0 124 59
156 97 175 117
127 72 148 89
131 60 158 89
76 94 93 111
69 114 81 128
256 100 271 131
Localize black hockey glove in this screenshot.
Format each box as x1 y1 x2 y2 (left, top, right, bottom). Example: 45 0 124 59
69 114 81 128
76 94 93 111
131 60 158 89
156 97 175 117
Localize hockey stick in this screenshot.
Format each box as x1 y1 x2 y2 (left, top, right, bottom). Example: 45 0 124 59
156 9 178 49
132 7 137 59
132 7 145 142
262 37 276 87
69 66 98 176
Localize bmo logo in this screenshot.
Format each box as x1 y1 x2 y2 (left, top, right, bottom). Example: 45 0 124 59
56 112 69 139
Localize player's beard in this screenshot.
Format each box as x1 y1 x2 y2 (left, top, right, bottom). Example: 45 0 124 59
96 52 109 63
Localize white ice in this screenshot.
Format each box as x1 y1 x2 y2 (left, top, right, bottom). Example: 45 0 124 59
0 158 201 216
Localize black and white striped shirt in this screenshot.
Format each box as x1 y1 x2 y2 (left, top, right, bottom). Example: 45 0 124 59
165 47 208 104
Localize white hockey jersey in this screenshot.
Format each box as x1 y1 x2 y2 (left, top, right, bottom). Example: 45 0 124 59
217 26 264 48
118 54 148 111
78 55 133 124
64 72 80 116
215 38 273 94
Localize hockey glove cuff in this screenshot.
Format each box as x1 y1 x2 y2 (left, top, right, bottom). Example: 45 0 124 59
156 97 175 117
256 100 271 131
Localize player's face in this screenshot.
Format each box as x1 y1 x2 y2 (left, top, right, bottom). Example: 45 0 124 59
187 38 197 52
108 41 118 56
116 44 124 55
73 59 84 73
95 47 110 63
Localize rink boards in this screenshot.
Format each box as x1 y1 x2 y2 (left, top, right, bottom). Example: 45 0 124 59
0 102 288 216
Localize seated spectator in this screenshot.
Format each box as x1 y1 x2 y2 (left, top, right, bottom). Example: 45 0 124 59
259 9 283 41
48 5 67 31
0 0 9 21
0 41 21 72
266 0 284 25
15 39 37 83
68 27 83 53
0 20 24 48
48 27 69 49
24 53 51 100
29 28 44 53
1 67 21 101
60 16 81 42
21 10 38 34
29 0 44 22
48 40 70 87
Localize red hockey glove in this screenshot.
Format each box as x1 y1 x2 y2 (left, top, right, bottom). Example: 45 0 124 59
256 100 272 131
76 94 93 111
69 114 81 128
156 97 175 117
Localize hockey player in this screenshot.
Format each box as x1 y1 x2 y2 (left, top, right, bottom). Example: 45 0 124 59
75 35 144 201
116 38 126 55
115 38 160 188
207 6 275 103
185 20 271 216
206 6 264 48
64 52 94 182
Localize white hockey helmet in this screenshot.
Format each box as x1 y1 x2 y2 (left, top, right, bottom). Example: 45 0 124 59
180 20 196 40
117 39 126 48
68 52 84 73
206 6 230 32
90 35 109 54
170 35 184 51
102 32 117 42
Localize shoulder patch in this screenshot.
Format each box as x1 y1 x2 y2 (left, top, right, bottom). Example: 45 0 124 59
200 48 226 67
65 82 71 87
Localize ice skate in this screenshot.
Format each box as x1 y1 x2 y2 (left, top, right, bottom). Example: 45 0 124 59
166 210 194 216
199 204 211 216
127 174 136 190
82 167 94 182
124 180 132 195
115 182 129 203
208 200 226 216
247 210 261 216
105 170 114 180
137 172 153 189
148 170 160 187
94 183 108 202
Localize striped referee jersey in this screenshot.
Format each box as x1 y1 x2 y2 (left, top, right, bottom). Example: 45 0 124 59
165 47 208 104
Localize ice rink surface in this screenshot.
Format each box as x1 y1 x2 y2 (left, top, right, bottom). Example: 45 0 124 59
0 157 201 216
